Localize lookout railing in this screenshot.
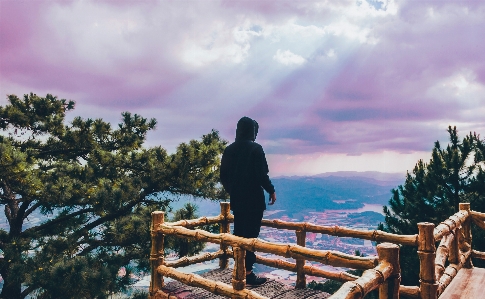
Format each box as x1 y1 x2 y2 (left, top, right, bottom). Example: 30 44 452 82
149 202 485 299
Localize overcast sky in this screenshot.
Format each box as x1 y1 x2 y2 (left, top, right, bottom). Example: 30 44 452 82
1 0 484 176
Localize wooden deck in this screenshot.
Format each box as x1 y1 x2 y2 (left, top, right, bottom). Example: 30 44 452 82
161 268 331 299
439 267 485 299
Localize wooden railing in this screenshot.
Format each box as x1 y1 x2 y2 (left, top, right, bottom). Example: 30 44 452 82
149 202 485 299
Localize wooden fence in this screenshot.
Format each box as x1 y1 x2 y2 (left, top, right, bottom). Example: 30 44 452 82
149 202 485 299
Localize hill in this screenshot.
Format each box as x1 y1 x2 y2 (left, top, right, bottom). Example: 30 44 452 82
168 171 404 217
270 172 403 213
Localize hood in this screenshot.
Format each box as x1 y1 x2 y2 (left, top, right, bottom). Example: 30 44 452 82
236 116 259 141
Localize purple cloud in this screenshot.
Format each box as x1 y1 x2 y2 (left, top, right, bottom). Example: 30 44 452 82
1 0 485 174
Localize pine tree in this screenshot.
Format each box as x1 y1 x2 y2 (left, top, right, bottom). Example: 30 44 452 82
379 126 485 285
0 93 227 298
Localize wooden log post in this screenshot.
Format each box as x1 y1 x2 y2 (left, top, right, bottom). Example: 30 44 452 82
295 230 306 289
232 246 246 291
219 202 231 269
459 202 473 268
378 243 400 299
418 222 437 299
150 211 165 298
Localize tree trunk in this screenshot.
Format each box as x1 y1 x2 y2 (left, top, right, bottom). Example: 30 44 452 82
0 270 24 299
2 193 27 299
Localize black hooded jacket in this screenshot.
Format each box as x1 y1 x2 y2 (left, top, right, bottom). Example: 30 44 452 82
220 117 275 212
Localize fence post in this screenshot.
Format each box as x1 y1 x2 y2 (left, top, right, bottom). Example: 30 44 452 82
149 211 165 298
295 230 306 289
378 243 400 299
219 202 231 269
418 222 437 299
449 226 459 265
232 246 246 292
459 203 473 268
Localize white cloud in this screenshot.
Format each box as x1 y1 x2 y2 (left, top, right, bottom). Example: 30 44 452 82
426 70 485 109
44 1 146 71
181 42 250 67
273 49 306 66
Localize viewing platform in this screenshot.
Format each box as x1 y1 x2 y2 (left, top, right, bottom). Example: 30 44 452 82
148 202 485 299
438 267 485 299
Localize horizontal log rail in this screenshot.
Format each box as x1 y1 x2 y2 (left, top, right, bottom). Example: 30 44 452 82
470 210 485 221
255 254 360 282
164 250 230 268
157 264 269 299
399 286 420 298
433 210 469 242
471 249 485 260
261 219 418 246
158 224 378 269
165 214 234 228
165 214 419 246
471 215 485 230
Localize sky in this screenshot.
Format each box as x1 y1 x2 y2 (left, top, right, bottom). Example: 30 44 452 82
1 0 485 177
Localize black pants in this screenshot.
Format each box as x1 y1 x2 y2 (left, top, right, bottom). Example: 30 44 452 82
233 210 264 272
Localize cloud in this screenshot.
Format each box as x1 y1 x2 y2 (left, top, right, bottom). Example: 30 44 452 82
273 49 306 66
1 0 485 174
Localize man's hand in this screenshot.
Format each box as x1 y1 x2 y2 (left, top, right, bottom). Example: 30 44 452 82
269 192 276 205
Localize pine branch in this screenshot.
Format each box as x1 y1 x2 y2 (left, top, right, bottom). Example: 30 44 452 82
20 285 36 299
18 199 34 221
67 194 145 243
22 208 94 237
24 201 42 218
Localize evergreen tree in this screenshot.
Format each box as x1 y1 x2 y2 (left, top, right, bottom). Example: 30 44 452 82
379 126 485 285
0 93 227 298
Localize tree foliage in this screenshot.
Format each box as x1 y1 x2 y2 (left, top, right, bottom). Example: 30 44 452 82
379 126 485 285
0 93 228 298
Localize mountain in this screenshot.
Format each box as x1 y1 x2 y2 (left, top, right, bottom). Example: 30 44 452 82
167 172 405 218
311 171 403 186
269 171 404 214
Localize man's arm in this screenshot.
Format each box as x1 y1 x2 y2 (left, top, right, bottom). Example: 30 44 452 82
255 146 275 195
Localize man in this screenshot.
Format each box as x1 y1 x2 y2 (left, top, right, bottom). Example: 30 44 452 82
220 116 276 286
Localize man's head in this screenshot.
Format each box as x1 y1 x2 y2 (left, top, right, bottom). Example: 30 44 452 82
236 116 259 141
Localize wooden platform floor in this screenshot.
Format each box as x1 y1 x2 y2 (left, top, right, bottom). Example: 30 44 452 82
161 268 331 299
439 267 485 299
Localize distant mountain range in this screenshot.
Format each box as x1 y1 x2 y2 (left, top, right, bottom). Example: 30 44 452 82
170 171 405 218
277 171 404 185
271 171 404 214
